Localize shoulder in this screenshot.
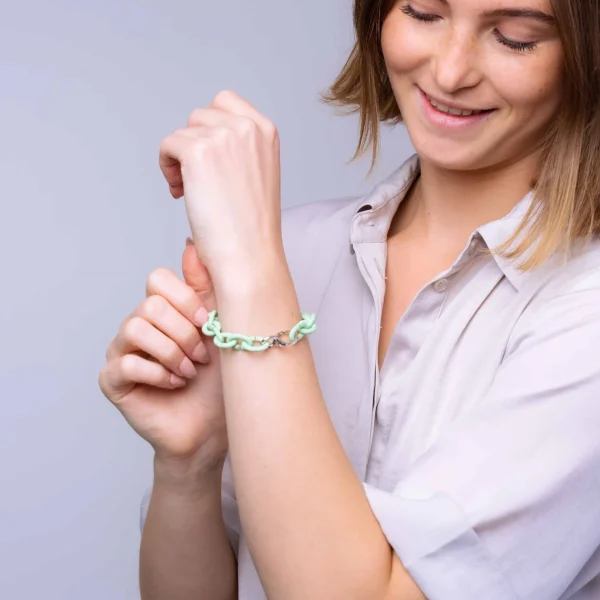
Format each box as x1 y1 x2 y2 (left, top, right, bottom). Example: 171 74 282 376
511 239 600 345
537 238 600 304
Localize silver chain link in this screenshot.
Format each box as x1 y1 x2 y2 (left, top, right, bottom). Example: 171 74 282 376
265 330 302 348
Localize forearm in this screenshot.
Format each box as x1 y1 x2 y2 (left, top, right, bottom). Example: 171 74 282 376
139 457 237 600
213 259 393 600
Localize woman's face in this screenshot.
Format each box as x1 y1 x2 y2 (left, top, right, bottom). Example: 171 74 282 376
381 0 565 171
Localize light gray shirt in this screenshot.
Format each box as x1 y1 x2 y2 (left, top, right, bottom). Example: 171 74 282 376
141 154 600 599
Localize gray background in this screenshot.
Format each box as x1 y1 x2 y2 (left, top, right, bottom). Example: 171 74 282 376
0 0 412 598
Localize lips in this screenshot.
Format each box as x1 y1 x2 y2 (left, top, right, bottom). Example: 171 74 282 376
428 97 482 116
424 91 494 117
417 87 495 130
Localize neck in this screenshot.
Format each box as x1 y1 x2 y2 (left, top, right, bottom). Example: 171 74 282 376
388 152 540 251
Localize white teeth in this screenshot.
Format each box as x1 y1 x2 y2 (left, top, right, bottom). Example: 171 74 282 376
428 96 481 116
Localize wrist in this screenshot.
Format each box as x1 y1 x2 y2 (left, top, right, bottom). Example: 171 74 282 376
211 245 290 298
208 263 302 349
153 450 226 499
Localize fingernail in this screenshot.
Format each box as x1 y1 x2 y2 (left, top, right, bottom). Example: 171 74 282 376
194 307 208 326
170 374 187 387
179 357 198 379
192 342 209 363
186 237 194 246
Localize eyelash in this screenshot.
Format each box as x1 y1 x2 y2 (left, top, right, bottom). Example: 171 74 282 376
400 4 538 53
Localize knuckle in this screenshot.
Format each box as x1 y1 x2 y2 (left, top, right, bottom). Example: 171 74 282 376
187 109 203 126
266 124 279 144
214 127 235 143
237 117 256 136
215 89 235 102
146 268 173 293
262 119 278 137
142 295 168 320
165 342 182 365
183 328 201 351
158 136 171 153
119 354 137 378
123 316 145 342
182 288 201 312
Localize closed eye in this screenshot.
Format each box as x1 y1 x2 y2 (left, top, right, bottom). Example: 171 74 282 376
400 4 440 22
493 30 537 52
400 3 539 53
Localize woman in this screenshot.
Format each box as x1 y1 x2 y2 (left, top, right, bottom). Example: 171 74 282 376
99 0 600 598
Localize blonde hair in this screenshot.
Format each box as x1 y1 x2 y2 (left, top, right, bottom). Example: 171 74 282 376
319 0 600 269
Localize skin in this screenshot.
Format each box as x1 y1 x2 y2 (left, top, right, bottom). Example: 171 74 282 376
378 0 565 365
382 0 564 172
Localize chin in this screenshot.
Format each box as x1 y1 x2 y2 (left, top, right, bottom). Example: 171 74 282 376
410 135 494 173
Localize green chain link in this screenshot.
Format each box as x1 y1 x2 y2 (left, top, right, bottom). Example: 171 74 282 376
201 310 317 352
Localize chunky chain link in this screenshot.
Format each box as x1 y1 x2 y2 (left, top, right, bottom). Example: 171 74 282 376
201 310 317 352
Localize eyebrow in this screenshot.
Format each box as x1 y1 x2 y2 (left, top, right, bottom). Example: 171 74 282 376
481 8 556 25
436 1 556 26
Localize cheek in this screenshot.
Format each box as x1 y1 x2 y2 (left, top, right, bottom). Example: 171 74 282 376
490 50 564 120
381 19 429 76
499 74 562 124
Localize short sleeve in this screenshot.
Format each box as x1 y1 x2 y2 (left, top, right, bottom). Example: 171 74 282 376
138 454 241 559
364 278 600 600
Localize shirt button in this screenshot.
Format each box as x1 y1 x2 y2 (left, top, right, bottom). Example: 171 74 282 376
433 279 448 293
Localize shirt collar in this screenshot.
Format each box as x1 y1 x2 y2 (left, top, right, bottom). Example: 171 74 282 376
349 154 537 291
476 191 536 290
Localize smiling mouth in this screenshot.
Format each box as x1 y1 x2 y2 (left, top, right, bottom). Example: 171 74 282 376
425 93 494 117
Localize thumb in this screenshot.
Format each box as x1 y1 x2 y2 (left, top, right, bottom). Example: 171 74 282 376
182 237 217 313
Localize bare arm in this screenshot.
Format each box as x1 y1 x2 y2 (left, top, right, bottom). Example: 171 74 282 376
211 257 424 600
139 456 237 600
98 243 237 598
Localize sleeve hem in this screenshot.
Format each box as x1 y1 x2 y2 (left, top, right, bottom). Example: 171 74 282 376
363 483 519 600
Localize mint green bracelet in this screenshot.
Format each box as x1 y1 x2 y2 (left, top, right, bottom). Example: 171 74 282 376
201 310 317 352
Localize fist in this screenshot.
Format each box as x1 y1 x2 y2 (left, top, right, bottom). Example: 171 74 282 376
158 90 284 285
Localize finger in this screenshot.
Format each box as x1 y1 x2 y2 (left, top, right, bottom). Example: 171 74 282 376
108 268 210 365
145 267 210 336
101 354 187 404
186 107 258 140
182 238 217 313
158 130 201 198
160 127 226 198
138 293 209 364
186 106 274 160
208 90 273 131
115 315 199 380
158 131 185 197
187 107 232 129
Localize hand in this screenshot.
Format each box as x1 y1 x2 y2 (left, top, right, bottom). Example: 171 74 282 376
99 239 226 466
159 90 285 290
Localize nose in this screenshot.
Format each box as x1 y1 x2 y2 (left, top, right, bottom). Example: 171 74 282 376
432 26 482 93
